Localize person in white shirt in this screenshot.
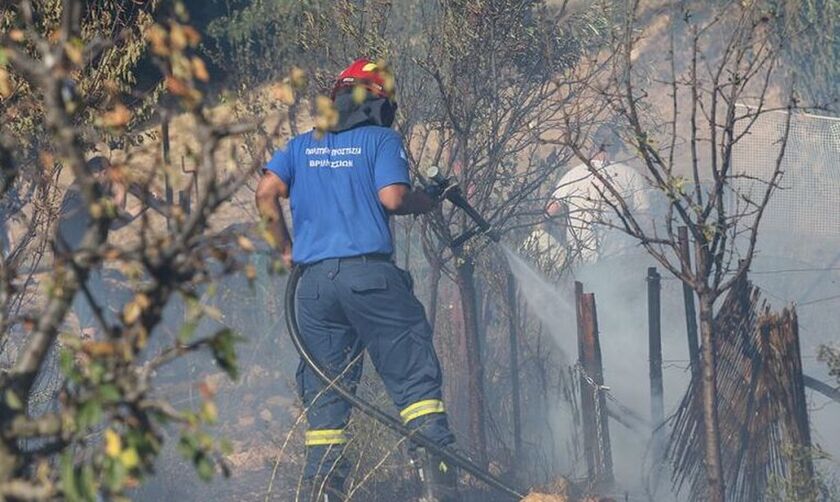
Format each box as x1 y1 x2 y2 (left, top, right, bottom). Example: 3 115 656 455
545 125 657 264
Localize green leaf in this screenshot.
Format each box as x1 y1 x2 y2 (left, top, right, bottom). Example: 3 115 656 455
195 454 215 481
61 452 81 502
271 258 285 275
124 427 160 460
4 389 23 410
220 438 234 456
88 361 105 384
59 349 76 376
79 463 97 501
209 329 244 381
105 458 127 492
177 319 198 344
196 431 213 450
77 400 103 430
99 384 121 403
177 433 198 459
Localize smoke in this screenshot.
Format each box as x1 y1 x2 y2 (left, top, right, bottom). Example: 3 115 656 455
501 244 575 364
503 242 693 499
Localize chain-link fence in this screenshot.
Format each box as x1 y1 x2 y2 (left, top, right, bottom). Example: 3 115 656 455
733 106 840 262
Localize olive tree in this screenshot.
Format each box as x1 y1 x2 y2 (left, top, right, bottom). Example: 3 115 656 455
0 1 295 498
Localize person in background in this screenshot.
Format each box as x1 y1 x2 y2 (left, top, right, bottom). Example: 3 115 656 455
546 124 657 264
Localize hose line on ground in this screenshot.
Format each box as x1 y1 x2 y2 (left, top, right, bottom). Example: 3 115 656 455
284 265 524 500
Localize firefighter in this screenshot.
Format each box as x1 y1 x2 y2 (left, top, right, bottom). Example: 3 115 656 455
255 59 459 502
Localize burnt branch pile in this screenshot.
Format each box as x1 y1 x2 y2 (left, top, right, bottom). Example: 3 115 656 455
668 278 815 501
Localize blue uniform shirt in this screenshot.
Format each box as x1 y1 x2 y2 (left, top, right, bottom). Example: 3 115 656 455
265 125 410 264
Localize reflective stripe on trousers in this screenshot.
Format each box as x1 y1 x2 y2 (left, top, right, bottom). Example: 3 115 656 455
305 429 348 446
400 399 446 425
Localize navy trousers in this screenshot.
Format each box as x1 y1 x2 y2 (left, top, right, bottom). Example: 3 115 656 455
295 257 455 481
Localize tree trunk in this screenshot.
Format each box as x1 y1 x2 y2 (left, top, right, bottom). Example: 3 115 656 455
505 271 523 463
448 281 468 434
678 227 701 378
454 256 488 465
697 292 725 502
427 258 442 332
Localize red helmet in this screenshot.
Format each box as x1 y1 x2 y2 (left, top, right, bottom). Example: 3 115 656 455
331 58 393 100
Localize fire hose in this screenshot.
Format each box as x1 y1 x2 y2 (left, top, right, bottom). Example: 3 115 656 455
283 168 521 500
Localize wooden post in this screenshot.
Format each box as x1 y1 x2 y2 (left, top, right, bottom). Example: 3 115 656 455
576 281 614 486
506 271 523 463
784 309 815 497
162 119 173 231
804 375 840 404
182 155 198 206
647 267 665 462
678 226 700 377
575 281 595 478
178 190 190 215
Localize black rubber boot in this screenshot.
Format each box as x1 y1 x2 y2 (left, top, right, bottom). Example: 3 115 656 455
300 475 346 502
411 447 461 502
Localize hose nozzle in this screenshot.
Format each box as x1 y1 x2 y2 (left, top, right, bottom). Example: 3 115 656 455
425 165 498 248
424 165 448 185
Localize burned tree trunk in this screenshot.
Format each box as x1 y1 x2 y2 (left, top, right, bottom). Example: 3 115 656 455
454 256 488 465
678 226 700 377
427 257 442 331
697 292 726 502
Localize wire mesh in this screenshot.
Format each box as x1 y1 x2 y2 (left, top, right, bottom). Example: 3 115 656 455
732 107 840 249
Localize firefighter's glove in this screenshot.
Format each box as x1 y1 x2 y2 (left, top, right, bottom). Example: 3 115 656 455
423 182 446 203
423 178 456 203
